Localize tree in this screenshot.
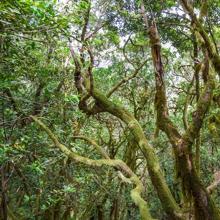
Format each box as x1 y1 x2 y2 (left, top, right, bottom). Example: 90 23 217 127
1 0 220 219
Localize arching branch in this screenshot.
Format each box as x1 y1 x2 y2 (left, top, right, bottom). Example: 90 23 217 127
31 116 154 220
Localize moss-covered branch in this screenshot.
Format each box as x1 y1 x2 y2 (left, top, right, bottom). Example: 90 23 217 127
182 73 215 146
91 89 183 219
179 0 220 75
140 2 220 219
31 116 154 220
73 135 110 159
140 2 181 147
183 76 195 130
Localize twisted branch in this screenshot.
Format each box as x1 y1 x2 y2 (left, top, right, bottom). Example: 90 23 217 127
31 116 154 220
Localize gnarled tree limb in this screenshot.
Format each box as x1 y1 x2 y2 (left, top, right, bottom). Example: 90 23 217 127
31 115 154 220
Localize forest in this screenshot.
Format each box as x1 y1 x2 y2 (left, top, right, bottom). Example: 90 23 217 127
1 0 220 219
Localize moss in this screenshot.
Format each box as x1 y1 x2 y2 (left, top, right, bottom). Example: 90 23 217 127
92 89 184 219
32 116 155 220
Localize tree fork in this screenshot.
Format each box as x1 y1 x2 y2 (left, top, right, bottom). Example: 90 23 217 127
91 89 183 219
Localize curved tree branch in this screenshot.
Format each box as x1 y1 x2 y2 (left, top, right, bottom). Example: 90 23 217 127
72 135 110 159
31 116 154 220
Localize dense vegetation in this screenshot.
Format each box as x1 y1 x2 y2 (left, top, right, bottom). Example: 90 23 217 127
1 0 220 219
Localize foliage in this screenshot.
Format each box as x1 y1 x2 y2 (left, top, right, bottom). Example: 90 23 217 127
1 0 220 219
